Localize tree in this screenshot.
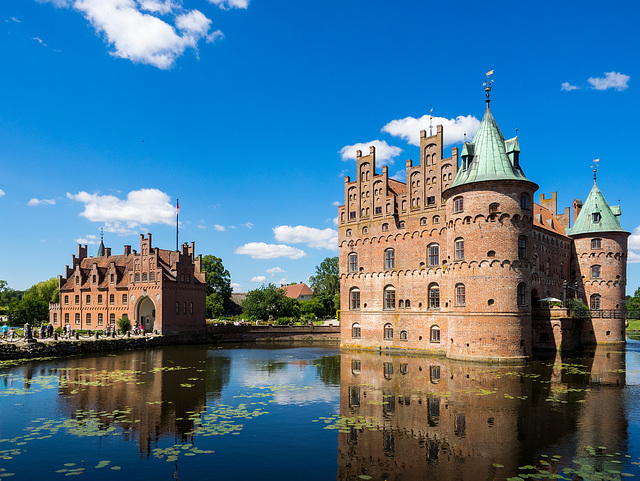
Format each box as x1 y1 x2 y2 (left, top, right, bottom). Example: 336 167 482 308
202 255 232 317
27 277 59 304
299 298 325 318
309 257 339 318
0 280 22 307
627 287 640 316
7 293 49 325
117 314 131 332
242 284 299 321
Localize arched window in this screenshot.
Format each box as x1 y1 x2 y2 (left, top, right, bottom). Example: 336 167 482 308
430 325 440 342
591 238 602 249
454 238 465 261
428 283 440 308
351 323 361 339
109 294 115 305
489 203 500 214
405 299 410 308
420 217 428 226
433 215 440 224
399 299 404 309
427 243 440 266
590 294 601 310
518 236 527 259
349 288 360 309
348 253 358 272
384 286 395 309
520 193 530 209
384 249 395 269
455 284 466 306
517 283 527 306
382 223 389 232
97 294 102 305
362 226 368 234
383 323 393 340
399 221 405 228
400 330 408 341
591 265 601 279
453 196 464 213
346 229 352 237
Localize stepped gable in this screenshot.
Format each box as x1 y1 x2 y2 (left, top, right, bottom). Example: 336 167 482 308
449 104 535 189
533 203 568 237
566 180 628 236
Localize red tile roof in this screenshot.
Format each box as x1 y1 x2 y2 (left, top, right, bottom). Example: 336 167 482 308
280 283 313 299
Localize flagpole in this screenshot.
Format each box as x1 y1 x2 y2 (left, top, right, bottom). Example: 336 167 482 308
176 198 179 252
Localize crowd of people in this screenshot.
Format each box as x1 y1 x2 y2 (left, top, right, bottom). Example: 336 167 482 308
1 322 150 341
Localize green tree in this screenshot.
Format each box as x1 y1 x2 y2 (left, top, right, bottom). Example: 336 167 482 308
242 284 299 321
27 277 59 304
309 257 339 318
627 288 640 317
7 293 49 325
0 280 22 307
206 292 226 319
117 314 131 332
299 298 325 318
202 255 232 316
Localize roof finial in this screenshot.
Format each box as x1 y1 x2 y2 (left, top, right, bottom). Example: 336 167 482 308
484 69 494 107
429 105 433 136
592 158 600 182
100 227 104 242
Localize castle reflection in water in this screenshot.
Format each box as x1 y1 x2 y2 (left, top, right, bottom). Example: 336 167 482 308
337 347 627 481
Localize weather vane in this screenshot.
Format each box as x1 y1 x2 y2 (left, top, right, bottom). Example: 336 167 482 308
592 158 600 181
484 69 494 105
429 105 433 136
100 227 104 242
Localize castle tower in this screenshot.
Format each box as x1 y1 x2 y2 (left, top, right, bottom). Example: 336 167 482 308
566 177 629 344
442 90 538 361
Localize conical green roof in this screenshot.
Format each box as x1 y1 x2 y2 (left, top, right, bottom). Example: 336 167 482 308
97 239 105 257
566 181 628 236
449 105 534 189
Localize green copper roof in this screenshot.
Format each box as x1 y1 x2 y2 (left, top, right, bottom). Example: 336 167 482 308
566 181 628 236
449 105 534 189
97 239 105 257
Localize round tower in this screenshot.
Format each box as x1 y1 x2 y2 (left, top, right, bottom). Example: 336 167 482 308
567 176 629 344
442 88 538 362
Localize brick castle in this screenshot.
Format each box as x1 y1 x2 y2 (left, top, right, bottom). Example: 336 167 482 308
49 233 206 335
338 90 629 362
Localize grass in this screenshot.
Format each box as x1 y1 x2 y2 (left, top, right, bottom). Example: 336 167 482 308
627 319 640 331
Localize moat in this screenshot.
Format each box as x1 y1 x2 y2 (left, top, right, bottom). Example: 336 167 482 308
1 341 640 480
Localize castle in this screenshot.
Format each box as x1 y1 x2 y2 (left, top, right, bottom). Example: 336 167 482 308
49 233 206 335
338 89 629 362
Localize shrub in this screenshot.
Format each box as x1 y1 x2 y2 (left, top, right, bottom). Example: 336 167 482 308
566 298 590 318
117 315 131 332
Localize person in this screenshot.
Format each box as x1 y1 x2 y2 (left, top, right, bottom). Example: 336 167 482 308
105 324 110 336
8 328 14 341
47 323 53 338
140 324 144 335
39 324 45 339
2 324 7 339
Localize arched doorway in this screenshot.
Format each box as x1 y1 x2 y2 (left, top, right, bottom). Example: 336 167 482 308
137 296 156 332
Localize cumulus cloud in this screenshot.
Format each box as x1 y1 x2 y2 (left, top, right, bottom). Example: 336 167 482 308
38 0 224 69
231 282 242 292
214 224 226 231
273 225 338 250
235 242 306 260
390 169 406 182
251 275 266 283
331 201 340 206
27 198 56 206
382 114 480 147
629 226 640 250
0 189 5 198
208 0 249 10
339 140 402 166
629 251 640 264
561 82 579 91
67 188 176 235
74 234 100 245
266 267 285 274
588 72 630 91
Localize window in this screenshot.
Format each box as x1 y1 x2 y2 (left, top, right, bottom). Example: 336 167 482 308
427 243 439 266
176 302 180 314
454 238 465 261
591 265 601 279
400 330 408 341
86 295 90 304
110 313 115 324
399 299 404 308
383 323 393 340
64 295 69 305
518 236 527 259
590 294 601 310
65 313 69 324
110 274 114 283
592 212 601 223
349 212 356 219
190 302 194 314
428 284 440 308
420 217 428 226
350 288 360 309
430 365 441 383
517 283 526 306
351 323 361 339
75 313 80 325
427 196 436 206
110 294 115 304
150 272 155 281
430 325 440 342
384 249 395 269
489 203 500 214
346 229 352 237
384 286 395 309
348 253 358 272
399 221 405 228
180 273 185 282
383 362 393 380
183 302 187 314
591 238 602 249
433 215 440 224
97 313 103 325
98 294 102 305
92 275 96 284
123 294 128 304
455 284 466 306
453 196 464 213
382 223 389 232
135 272 140 282
142 273 147 282
351 359 361 375
75 295 79 305
375 206 382 214
86 313 91 325
76 276 79 285
520 193 530 209
405 299 410 308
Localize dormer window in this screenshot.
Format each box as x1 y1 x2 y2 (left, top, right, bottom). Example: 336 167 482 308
592 212 601 223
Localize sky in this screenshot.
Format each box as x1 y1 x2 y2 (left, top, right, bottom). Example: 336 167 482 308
1 0 639 295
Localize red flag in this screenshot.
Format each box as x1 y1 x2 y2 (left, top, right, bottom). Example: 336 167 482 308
177 199 180 214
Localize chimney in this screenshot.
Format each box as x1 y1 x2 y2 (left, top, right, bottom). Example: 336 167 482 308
124 245 131 256
105 247 111 257
573 199 583 224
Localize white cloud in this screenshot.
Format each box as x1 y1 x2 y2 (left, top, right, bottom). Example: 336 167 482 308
561 82 580 91
251 276 266 283
10 17 21 23
273 225 338 250
339 140 402 166
27 198 56 206
382 114 480 147
67 188 175 235
231 282 242 292
629 226 640 250
266 267 285 274
275 277 288 286
331 201 340 206
32 37 48 47
628 251 640 264
332 216 338 226
241 222 254 229
214 224 226 231
588 72 630 91
206 29 224 44
208 0 249 10
0 189 5 198
235 242 307 260
197 224 205 229
390 169 406 182
74 234 99 245
39 0 221 70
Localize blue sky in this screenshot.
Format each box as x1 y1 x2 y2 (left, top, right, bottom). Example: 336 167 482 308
1 0 639 295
